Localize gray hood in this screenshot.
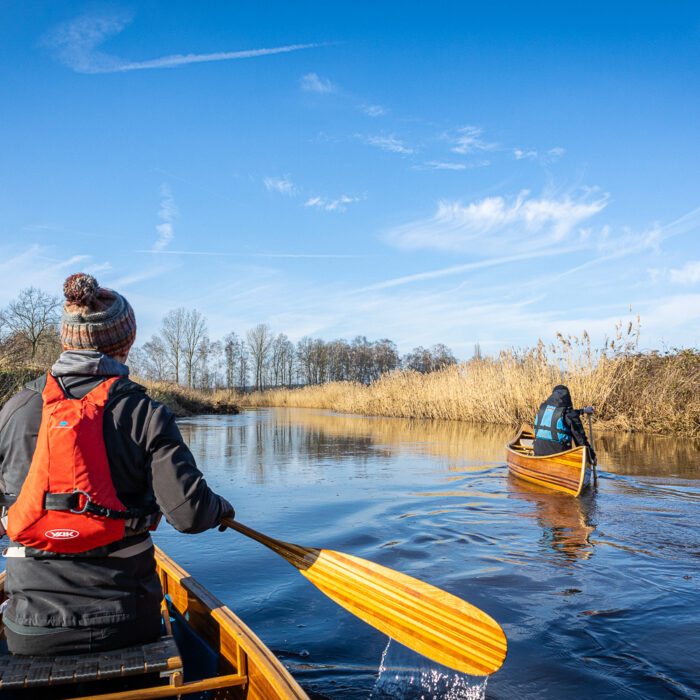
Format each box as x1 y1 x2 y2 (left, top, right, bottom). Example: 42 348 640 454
51 350 129 377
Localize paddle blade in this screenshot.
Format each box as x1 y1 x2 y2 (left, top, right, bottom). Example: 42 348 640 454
301 549 507 676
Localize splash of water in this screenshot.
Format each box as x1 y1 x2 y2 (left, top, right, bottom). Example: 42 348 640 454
370 639 488 700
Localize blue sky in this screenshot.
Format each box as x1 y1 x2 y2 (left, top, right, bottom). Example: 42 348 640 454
1 1 699 356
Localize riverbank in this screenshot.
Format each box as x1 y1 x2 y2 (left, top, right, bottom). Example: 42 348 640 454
0 368 239 417
239 348 700 437
143 381 239 417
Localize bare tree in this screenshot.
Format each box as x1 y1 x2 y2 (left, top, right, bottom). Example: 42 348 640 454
3 287 61 362
183 309 208 388
374 339 400 377
237 342 249 391
246 324 273 390
224 332 239 389
430 343 457 370
404 343 457 373
160 308 186 384
270 333 295 386
195 336 221 389
129 336 169 380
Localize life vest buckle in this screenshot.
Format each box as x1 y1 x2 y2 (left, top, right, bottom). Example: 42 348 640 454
69 490 92 515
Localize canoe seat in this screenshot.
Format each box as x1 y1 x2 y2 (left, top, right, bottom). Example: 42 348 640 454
0 634 183 691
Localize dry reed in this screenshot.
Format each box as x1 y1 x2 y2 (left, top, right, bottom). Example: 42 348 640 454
240 320 700 437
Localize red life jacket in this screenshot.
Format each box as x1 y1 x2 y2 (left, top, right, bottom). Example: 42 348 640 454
6 374 158 554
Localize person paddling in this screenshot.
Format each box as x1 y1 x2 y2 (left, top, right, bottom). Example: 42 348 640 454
0 273 234 655
533 384 597 463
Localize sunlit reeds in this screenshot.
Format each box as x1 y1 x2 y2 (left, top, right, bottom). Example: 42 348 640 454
240 320 699 437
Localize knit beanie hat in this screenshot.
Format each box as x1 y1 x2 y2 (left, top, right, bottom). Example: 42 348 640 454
60 273 137 357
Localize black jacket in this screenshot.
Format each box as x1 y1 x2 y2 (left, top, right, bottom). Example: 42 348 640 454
533 385 590 457
0 350 231 632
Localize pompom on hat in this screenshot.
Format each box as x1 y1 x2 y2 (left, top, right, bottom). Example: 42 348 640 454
60 273 136 357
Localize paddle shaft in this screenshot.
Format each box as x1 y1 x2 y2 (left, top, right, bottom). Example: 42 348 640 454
586 412 598 479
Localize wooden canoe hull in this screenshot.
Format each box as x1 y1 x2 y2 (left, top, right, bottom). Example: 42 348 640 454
0 546 309 700
506 424 590 496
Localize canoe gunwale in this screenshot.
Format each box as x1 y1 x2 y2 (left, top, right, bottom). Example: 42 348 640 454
0 547 309 700
506 423 589 497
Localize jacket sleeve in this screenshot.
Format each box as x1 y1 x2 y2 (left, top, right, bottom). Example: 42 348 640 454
564 408 590 448
144 402 230 533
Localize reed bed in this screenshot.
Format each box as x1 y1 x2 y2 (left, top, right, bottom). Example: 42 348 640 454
240 323 700 437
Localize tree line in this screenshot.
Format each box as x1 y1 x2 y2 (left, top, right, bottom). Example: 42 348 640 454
0 289 459 391
130 309 459 391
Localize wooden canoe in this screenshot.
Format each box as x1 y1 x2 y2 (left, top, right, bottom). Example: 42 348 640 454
0 546 309 700
506 424 591 496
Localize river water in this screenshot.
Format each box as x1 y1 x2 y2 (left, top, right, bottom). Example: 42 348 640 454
154 408 699 699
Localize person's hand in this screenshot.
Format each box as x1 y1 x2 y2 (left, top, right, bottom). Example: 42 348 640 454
588 447 597 465
217 497 235 532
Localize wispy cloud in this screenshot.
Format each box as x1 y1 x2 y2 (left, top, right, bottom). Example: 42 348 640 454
154 184 177 251
304 194 362 212
385 190 608 254
365 135 414 155
300 72 334 93
514 148 538 160
669 260 700 285
418 160 490 171
356 248 577 292
360 104 385 117
264 176 296 195
451 125 497 154
0 245 112 304
134 249 357 258
422 161 467 170
45 14 318 74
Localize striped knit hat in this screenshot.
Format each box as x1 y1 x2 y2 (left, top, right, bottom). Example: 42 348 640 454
60 273 136 357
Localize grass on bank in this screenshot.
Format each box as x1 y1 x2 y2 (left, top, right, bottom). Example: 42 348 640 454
240 323 700 438
142 381 238 417
0 368 238 418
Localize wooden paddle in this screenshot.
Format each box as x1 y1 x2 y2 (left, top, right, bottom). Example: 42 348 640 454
220 518 507 676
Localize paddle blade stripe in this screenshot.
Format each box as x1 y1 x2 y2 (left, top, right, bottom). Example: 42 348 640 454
302 571 498 675
321 551 505 651
301 550 506 675
304 563 504 673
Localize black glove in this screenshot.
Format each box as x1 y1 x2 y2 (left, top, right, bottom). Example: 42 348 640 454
588 447 597 465
217 497 235 532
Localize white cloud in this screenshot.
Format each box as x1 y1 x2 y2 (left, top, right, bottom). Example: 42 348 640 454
365 135 414 155
304 195 362 212
669 261 700 285
547 147 566 160
300 72 334 93
514 149 538 160
385 190 608 254
361 104 385 117
45 14 317 74
154 184 177 251
422 161 467 170
451 125 497 154
264 176 296 195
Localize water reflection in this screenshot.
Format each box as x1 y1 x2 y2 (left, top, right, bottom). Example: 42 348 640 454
506 475 596 560
180 409 699 481
596 430 699 476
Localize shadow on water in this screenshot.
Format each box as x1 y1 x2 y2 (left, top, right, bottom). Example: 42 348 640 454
169 409 699 699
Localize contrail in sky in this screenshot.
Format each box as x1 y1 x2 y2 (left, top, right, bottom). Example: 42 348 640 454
45 14 320 74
